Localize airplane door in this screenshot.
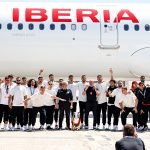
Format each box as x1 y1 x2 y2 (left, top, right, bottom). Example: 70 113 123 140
99 6 120 49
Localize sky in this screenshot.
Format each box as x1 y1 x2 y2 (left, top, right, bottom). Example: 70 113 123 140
1 0 150 3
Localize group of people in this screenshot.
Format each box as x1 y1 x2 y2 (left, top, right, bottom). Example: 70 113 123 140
0 69 150 132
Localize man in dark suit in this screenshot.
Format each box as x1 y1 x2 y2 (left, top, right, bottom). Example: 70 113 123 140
115 124 145 150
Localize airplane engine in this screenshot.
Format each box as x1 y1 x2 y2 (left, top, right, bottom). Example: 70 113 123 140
129 47 150 78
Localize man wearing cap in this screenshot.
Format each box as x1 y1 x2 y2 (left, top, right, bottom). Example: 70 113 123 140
56 81 73 130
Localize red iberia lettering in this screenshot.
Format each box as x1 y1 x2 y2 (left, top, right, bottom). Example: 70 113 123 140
52 9 72 22
25 8 48 22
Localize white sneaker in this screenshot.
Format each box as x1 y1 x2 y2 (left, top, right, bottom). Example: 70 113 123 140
32 126 35 130
4 124 8 131
24 125 28 131
80 124 84 129
28 126 32 131
17 125 20 129
8 124 12 130
11 126 15 131
108 125 111 130
103 125 106 130
138 126 144 131
97 125 100 130
21 127 24 131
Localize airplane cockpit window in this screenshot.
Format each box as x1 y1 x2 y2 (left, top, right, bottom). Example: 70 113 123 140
50 24 55 30
39 24 44 30
60 24 66 30
7 23 12 30
0 24 2 29
18 23 23 30
71 24 76 31
28 23 34 30
145 24 150 31
81 24 87 31
134 24 139 31
124 24 129 31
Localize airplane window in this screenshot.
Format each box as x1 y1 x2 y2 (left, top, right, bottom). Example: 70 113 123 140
124 24 129 31
7 23 12 30
61 24 66 30
50 24 55 30
134 24 139 31
28 23 34 30
145 24 150 31
0 24 2 29
71 24 76 31
81 24 87 31
18 23 23 30
39 24 44 30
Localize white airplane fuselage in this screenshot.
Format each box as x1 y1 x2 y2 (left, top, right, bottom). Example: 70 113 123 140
0 2 150 78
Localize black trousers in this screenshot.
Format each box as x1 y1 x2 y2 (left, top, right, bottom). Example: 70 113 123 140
121 107 137 127
32 107 46 126
59 103 70 128
97 102 107 126
107 105 115 125
114 106 121 126
71 102 77 117
141 105 150 126
11 106 24 127
44 105 55 125
0 104 10 123
85 102 97 127
54 108 59 123
24 108 33 126
79 101 86 124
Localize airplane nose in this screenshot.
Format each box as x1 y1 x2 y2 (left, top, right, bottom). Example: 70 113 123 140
129 47 150 77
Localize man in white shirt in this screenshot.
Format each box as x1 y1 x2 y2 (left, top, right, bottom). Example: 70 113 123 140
95 69 113 129
109 80 123 130
45 81 56 130
77 75 88 129
9 77 27 131
68 75 77 117
0 77 12 130
27 85 56 130
119 87 138 128
24 79 38 130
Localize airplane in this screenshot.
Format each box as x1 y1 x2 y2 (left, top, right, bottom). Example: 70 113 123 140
0 1 150 79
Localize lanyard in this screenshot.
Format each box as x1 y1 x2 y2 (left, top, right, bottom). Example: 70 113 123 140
139 89 146 99
30 87 35 95
5 85 9 94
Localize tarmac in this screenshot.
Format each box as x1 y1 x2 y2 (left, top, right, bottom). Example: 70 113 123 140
0 118 150 150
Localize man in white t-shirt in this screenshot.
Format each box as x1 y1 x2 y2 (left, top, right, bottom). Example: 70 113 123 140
0 76 13 130
77 75 88 129
9 77 27 131
27 85 57 130
109 80 123 130
119 87 138 128
68 75 77 117
95 69 113 130
45 81 56 130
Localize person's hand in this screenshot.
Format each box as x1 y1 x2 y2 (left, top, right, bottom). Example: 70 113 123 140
109 68 113 74
108 91 112 96
133 108 138 113
140 109 144 114
121 109 125 113
55 104 59 109
70 105 73 109
39 69 44 75
82 91 86 96
9 103 12 109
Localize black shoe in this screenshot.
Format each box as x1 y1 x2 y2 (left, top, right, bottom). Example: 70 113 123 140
55 125 58 129
65 127 71 130
85 126 88 130
58 127 62 130
39 126 44 130
46 126 53 130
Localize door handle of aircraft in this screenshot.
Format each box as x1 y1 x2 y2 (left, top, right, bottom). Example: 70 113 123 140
98 44 120 49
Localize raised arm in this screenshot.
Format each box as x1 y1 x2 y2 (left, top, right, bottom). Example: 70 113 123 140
109 68 114 80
